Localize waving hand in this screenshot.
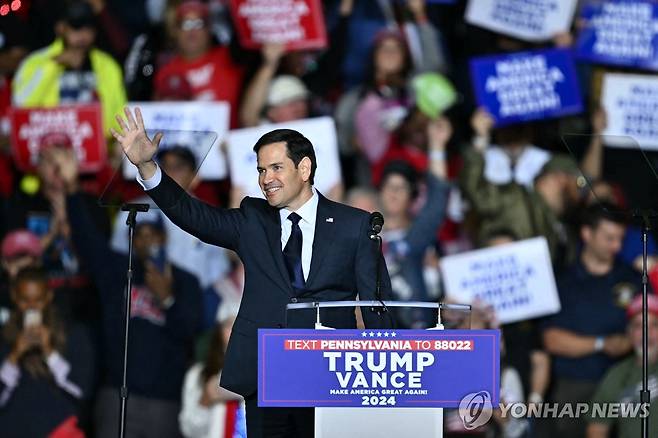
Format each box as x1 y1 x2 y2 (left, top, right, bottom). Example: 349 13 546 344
110 107 163 178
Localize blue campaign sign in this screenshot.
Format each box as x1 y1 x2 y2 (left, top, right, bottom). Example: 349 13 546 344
470 48 583 126
258 329 500 408
575 1 658 71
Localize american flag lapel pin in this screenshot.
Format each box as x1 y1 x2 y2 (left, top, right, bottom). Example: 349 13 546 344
326 217 334 223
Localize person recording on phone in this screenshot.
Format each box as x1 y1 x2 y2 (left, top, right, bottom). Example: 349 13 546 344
111 107 393 438
47 148 203 438
0 267 95 437
0 230 44 322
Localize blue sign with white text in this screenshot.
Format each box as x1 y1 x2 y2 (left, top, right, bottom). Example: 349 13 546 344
575 1 658 71
258 329 500 408
470 48 583 126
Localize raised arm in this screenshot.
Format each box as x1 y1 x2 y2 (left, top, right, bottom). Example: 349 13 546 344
239 43 286 128
405 116 451 254
112 107 244 251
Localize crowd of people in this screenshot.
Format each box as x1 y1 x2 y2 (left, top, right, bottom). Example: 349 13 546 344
0 0 657 437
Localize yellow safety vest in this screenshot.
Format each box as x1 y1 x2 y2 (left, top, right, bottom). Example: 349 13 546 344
12 39 126 136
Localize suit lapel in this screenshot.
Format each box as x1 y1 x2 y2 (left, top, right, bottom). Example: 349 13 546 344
264 207 294 296
306 194 336 288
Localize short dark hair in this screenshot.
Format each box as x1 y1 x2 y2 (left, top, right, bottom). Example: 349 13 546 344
60 0 96 29
379 160 419 199
252 129 317 185
13 267 48 290
156 145 197 171
581 202 627 230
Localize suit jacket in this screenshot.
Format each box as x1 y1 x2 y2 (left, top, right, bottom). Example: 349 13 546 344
147 171 393 396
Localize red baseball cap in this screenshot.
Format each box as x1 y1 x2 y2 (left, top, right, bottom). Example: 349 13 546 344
1 230 43 259
627 294 658 319
176 1 209 20
40 132 73 149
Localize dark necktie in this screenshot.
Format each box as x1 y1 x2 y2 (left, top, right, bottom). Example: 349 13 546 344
283 212 305 293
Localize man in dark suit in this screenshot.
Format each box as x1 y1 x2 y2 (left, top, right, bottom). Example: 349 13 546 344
112 108 394 438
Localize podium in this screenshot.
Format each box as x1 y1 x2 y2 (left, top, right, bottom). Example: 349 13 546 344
315 407 443 438
258 301 499 438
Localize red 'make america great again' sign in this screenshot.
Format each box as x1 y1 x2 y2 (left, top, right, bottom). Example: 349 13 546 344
9 104 107 173
229 0 327 50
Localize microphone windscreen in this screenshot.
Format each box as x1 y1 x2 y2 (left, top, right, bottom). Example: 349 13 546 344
369 211 384 234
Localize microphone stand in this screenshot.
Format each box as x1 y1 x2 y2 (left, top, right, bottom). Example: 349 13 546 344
369 233 387 312
369 233 397 331
119 203 149 438
637 210 653 438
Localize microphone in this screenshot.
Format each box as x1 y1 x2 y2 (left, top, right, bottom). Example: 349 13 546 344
368 211 388 316
369 212 384 236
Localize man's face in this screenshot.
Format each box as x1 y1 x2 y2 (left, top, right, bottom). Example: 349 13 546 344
161 153 196 190
582 219 625 264
37 147 66 192
379 174 412 218
176 12 210 59
536 172 577 216
267 99 308 124
13 280 52 313
62 24 96 51
133 224 165 261
257 142 310 209
630 313 658 362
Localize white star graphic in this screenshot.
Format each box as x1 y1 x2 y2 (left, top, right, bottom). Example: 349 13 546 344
361 332 368 337
391 332 397 337
384 332 390 337
369 332 375 337
376 332 382 337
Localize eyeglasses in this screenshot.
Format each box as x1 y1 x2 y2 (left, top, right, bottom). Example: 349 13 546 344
179 18 206 31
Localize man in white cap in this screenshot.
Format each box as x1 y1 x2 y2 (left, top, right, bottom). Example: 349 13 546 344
238 41 310 128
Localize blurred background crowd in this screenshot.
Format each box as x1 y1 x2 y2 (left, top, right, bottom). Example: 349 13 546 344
1 0 658 437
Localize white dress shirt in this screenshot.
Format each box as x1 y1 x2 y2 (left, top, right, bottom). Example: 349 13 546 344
137 164 163 191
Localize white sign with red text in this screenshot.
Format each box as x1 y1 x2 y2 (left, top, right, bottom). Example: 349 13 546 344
9 104 106 173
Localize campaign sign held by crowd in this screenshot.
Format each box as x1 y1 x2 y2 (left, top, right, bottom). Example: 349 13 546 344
258 329 500 408
465 0 577 42
601 73 658 150
575 0 658 71
441 237 561 324
229 0 327 50
9 104 106 173
470 48 583 126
